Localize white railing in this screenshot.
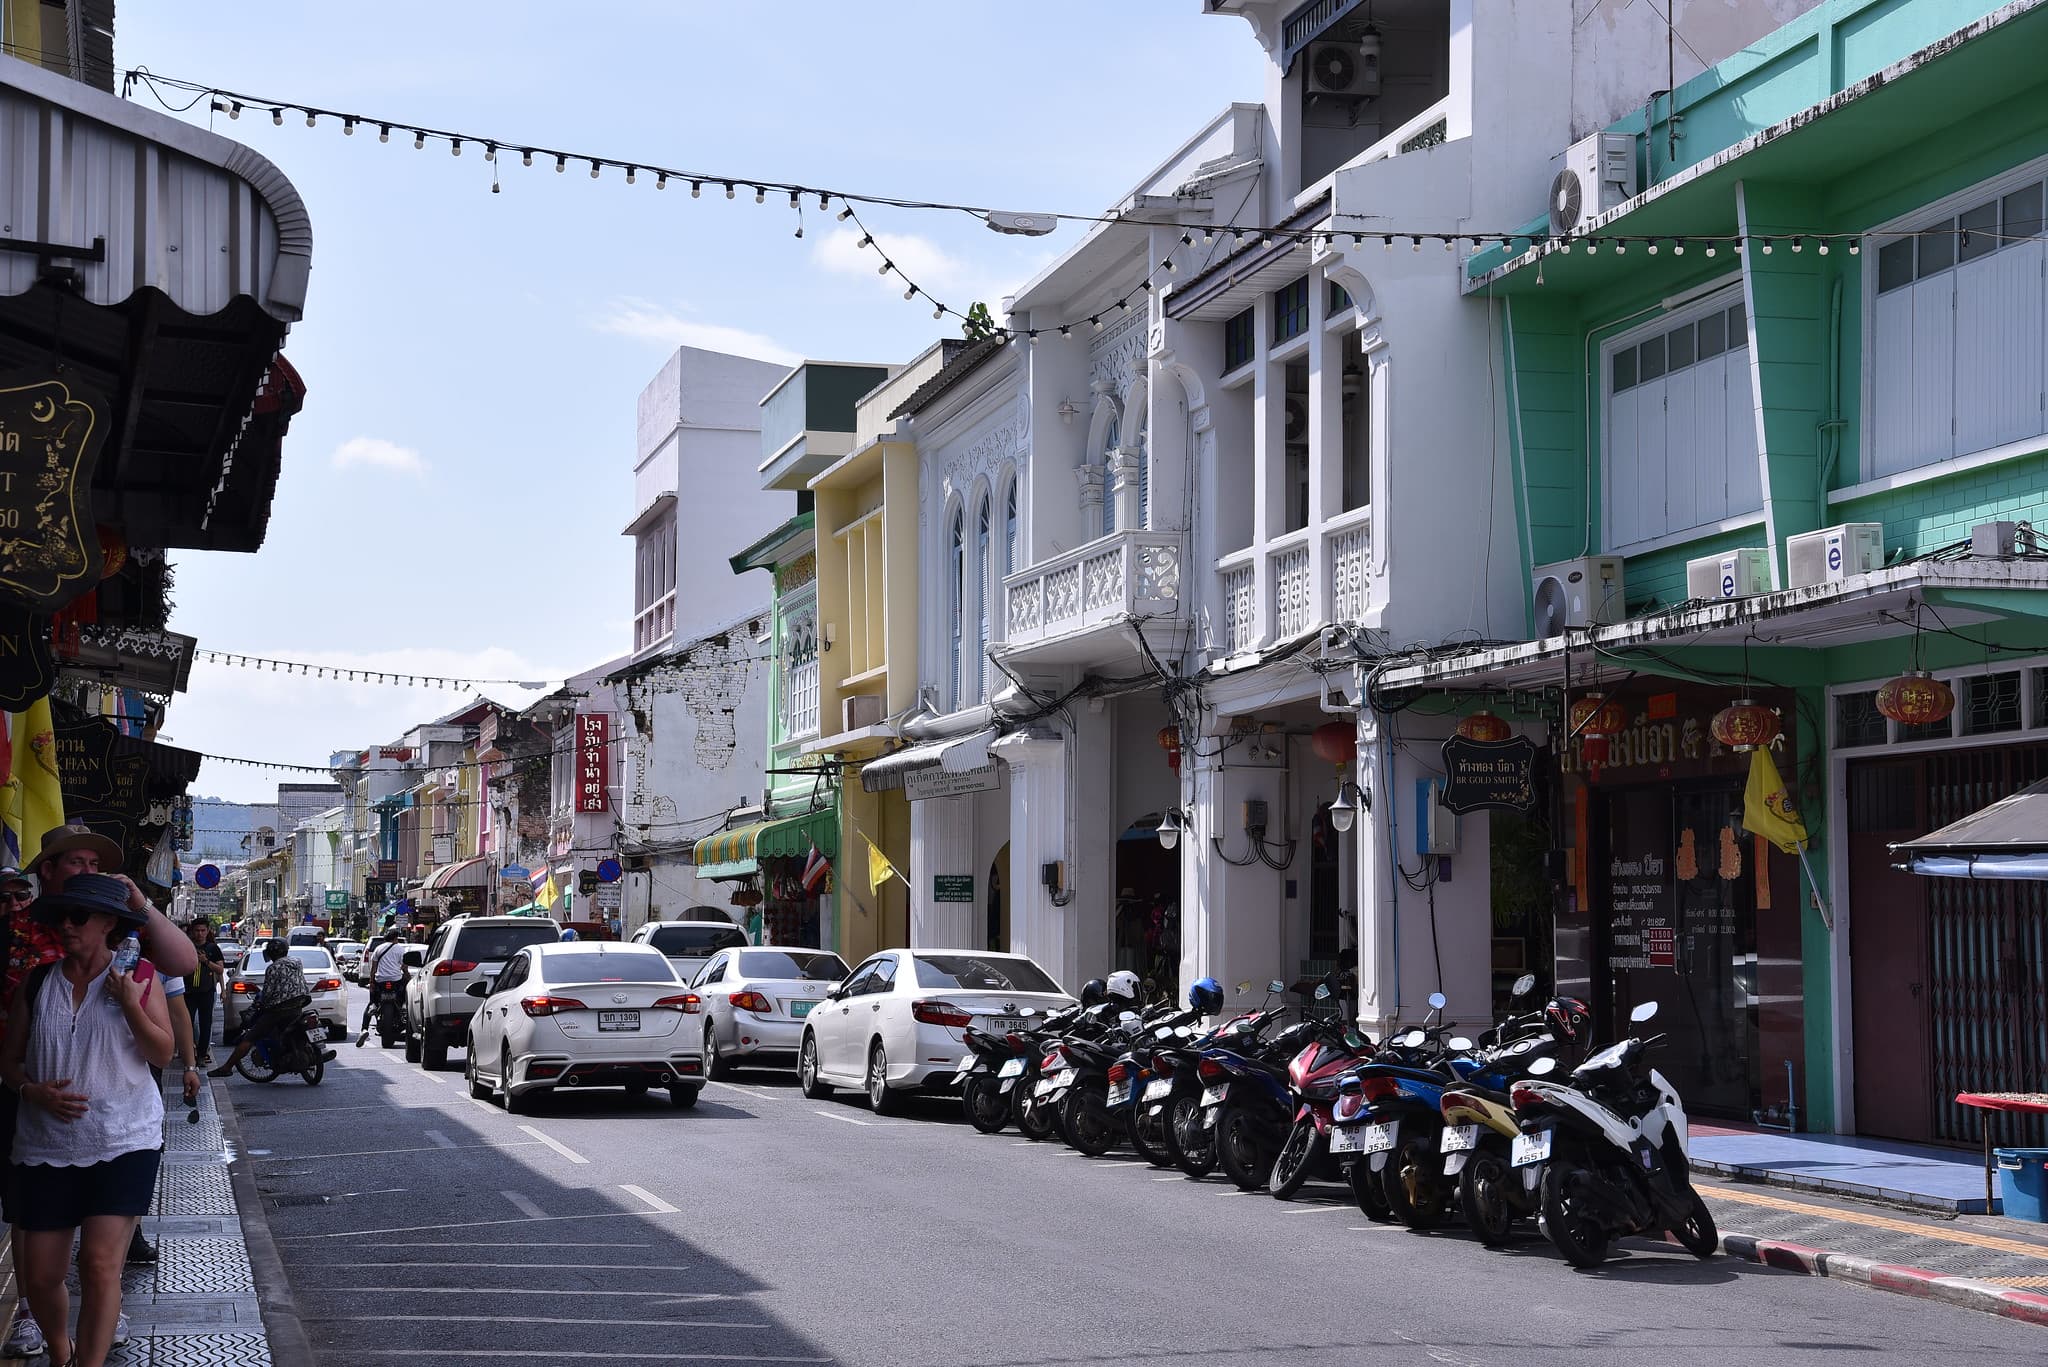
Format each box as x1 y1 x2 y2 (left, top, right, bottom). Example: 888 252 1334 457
1328 511 1370 623
1293 96 1453 214
1218 552 1258 655
1272 539 1312 639
1004 530 1184 651
1210 511 1374 662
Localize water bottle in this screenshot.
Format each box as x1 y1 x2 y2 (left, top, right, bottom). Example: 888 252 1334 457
112 933 141 975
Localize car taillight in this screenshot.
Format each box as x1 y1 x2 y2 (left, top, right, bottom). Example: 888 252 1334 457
1108 1062 1128 1085
433 959 479 977
520 995 585 1017
229 981 254 995
912 1000 973 1029
654 993 703 1014
314 978 342 992
729 990 773 1014
1511 1082 1546 1110
1197 1058 1225 1081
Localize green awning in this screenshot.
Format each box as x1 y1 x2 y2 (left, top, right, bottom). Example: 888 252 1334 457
692 806 837 880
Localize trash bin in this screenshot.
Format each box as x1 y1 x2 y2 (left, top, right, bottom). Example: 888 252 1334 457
1994 1147 2048 1221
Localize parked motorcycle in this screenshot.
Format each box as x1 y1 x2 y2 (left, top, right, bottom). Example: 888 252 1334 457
1107 1003 1210 1165
1160 990 1292 1177
1200 983 1324 1190
953 1006 1053 1134
1328 992 1469 1226
1510 1000 1718 1267
1268 979 1379 1199
235 995 335 1086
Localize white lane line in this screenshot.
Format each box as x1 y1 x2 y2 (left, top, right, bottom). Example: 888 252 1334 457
308 1288 711 1298
252 1141 541 1163
499 1191 548 1220
1346 1225 1402 1232
1280 1204 1353 1215
1092 1160 1149 1167
705 1080 774 1100
620 1184 680 1215
1151 1175 1186 1182
467 1097 497 1114
279 1210 683 1240
516 1124 590 1164
312 1261 663 1271
373 1242 653 1249
300 1315 768 1329
812 1109 871 1126
422 1129 457 1149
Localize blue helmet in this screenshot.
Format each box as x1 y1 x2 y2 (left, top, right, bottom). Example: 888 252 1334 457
559 926 579 942
1188 976 1224 1014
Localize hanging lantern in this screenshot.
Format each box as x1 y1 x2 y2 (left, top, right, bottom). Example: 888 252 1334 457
1157 724 1182 776
96 526 128 580
1709 698 1780 752
1569 693 1626 783
1875 671 1955 727
1310 720 1357 772
1456 710 1511 743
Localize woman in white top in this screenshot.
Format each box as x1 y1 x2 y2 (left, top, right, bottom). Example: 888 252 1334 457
0 872 172 1367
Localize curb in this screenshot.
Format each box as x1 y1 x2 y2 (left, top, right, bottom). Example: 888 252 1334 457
1721 1232 2048 1327
212 1080 320 1367
1694 1157 1990 1215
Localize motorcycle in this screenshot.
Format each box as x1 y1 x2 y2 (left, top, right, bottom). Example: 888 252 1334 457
1268 979 1379 1199
1107 1009 1208 1166
1328 993 1468 1226
371 978 409 1049
236 995 336 1086
952 1005 1053 1134
1061 1006 1169 1156
1202 989 1322 1191
1510 1000 1719 1267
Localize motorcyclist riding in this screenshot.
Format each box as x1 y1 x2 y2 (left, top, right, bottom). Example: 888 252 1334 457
207 940 306 1077
355 928 409 1048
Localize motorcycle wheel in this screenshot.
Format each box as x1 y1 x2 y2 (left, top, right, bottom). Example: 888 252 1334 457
1458 1151 1517 1247
1349 1157 1395 1222
236 1049 280 1085
1381 1134 1448 1230
378 1028 397 1049
1539 1164 1612 1268
1267 1117 1323 1200
1015 1085 1057 1143
300 1059 325 1086
962 1076 1010 1134
1671 1189 1719 1259
1168 1096 1217 1179
1065 1087 1119 1157
1127 1100 1173 1167
1216 1106 1274 1191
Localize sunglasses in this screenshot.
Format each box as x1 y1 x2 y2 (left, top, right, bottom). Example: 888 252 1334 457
60 908 108 927
1 889 31 903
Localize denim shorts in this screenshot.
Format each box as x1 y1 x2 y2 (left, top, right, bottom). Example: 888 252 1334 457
12 1148 161 1230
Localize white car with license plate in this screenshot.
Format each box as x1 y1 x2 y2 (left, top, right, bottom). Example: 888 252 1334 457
463 942 706 1111
405 915 565 1071
797 949 1074 1114
690 946 848 1078
223 946 349 1040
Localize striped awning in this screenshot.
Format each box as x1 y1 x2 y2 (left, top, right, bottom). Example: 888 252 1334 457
422 855 489 890
692 808 837 880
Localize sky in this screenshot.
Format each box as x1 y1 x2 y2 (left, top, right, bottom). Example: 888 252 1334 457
112 2 1263 803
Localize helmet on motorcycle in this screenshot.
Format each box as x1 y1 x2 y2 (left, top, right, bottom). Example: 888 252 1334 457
559 926 579 942
1105 970 1141 1004
1188 976 1224 1015
1544 996 1591 1046
262 938 287 962
1078 977 1108 1009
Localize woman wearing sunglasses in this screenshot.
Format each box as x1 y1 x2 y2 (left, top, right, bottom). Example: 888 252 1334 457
0 872 172 1367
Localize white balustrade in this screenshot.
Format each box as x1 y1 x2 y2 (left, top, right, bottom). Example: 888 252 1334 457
1273 542 1312 639
1003 530 1185 652
1328 517 1370 623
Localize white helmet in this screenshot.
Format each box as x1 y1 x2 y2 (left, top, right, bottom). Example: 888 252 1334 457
1105 970 1142 1003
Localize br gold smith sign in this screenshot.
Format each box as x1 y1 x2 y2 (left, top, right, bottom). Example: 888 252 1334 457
0 375 107 613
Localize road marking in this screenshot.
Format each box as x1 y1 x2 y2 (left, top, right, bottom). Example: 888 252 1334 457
499 1191 548 1220
706 1080 774 1100
1091 1160 1149 1167
300 1315 768 1328
314 1262 663 1271
252 1141 541 1163
423 1129 457 1149
517 1124 590 1164
279 1210 683 1240
373 1242 653 1249
467 1098 497 1115
1705 1183 2048 1260
1152 1175 1186 1181
309 1288 711 1298
620 1184 680 1214
812 1109 871 1126
1280 1203 1353 1215
1346 1225 1402 1232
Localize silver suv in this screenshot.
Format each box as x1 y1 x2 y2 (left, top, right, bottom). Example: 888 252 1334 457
405 916 562 1070
629 919 750 983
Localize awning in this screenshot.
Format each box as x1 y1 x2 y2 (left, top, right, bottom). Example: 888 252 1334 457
1892 779 2048 880
691 808 837 880
423 855 489 890
860 728 999 793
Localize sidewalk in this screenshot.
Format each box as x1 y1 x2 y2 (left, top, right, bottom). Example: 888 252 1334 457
1691 1122 2004 1214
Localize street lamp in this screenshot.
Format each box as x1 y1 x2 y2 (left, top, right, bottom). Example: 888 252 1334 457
1157 809 1184 851
1328 777 1368 834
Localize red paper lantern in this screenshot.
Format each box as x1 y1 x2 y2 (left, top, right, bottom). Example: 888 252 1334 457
1310 720 1357 771
1875 671 1955 727
1568 693 1626 738
1157 724 1182 776
1709 698 1780 752
1456 710 1511 743
96 526 128 580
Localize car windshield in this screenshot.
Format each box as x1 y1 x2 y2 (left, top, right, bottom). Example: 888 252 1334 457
646 925 749 958
911 955 1062 994
540 950 676 984
736 950 847 980
451 924 562 962
287 948 333 970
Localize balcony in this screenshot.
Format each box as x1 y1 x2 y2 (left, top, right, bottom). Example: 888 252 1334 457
1211 508 1372 658
1003 530 1189 665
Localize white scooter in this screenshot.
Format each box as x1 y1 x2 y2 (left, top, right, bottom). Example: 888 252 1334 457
1506 1001 1718 1267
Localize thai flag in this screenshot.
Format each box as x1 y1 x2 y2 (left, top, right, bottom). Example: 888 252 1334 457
801 843 830 894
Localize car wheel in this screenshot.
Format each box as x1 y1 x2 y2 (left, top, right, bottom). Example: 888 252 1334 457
466 1044 490 1101
669 1084 701 1109
422 1036 449 1071
499 1047 532 1115
865 1040 897 1115
704 1023 731 1081
797 1033 831 1099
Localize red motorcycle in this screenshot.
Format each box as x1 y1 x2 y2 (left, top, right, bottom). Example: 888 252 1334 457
1268 983 1379 1199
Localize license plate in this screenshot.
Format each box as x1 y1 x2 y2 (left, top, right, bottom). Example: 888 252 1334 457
998 1058 1025 1079
1143 1078 1172 1101
1512 1129 1553 1167
1033 1079 1056 1097
789 1000 815 1018
598 1010 640 1032
1053 1069 1076 1088
954 1055 978 1077
1441 1124 1479 1153
1201 1084 1228 1108
982 1016 1025 1034
1358 1122 1397 1155
1107 1081 1132 1107
1330 1123 1365 1154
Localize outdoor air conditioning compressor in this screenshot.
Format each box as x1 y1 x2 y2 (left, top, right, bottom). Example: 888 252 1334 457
1685 547 1772 600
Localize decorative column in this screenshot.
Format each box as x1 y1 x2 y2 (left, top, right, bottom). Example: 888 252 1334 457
909 793 977 947
1075 465 1107 539
1108 449 1143 535
1352 708 1397 1030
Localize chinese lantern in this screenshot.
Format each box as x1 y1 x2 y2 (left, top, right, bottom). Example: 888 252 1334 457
1310 720 1357 772
1569 692 1626 783
1709 698 1780 752
1156 724 1182 776
1456 710 1511 743
1875 671 1954 727
96 526 128 580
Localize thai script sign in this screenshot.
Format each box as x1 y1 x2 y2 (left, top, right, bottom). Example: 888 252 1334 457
576 712 610 812
0 376 106 612
1439 736 1538 813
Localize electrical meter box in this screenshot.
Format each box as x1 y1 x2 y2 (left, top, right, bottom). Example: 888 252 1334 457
1416 779 1459 856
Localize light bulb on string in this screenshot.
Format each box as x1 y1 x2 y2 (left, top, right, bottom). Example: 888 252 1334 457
1760 238 1773 254
450 139 462 157
1849 239 1861 255
1791 237 1803 253
305 111 317 128
483 143 496 162
414 131 425 149
724 182 735 199
589 161 601 179
878 259 892 274
521 148 532 166
343 118 355 136
228 102 242 119
789 191 800 209
1382 235 1394 250
1646 239 1659 255
1090 316 1103 331
1816 240 1829 255
655 172 666 190
1673 240 1685 255
625 166 636 184
904 285 916 300
271 107 283 126
1411 236 1422 251
754 186 766 204
691 181 701 197
818 193 831 210
555 155 567 173
1705 244 1717 257
934 304 945 319
836 206 853 221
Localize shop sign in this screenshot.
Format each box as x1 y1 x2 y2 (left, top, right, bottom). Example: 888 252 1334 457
324 889 348 910
576 712 609 812
1439 736 1538 814
594 881 622 911
578 869 598 894
1607 850 1674 970
904 763 1000 802
0 603 52 709
0 375 108 613
1556 685 1786 784
933 874 975 902
54 711 152 858
376 860 399 882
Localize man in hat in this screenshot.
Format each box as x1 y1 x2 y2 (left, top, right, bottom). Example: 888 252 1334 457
0 866 59 1359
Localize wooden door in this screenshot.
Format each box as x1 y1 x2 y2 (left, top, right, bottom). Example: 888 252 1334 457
1848 757 1934 1143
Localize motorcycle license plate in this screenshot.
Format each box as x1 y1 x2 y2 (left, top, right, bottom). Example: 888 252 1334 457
1053 1069 1077 1088
1201 1084 1228 1108
1106 1081 1132 1107
1357 1122 1397 1155
1440 1124 1479 1153
1512 1129 1553 1167
1033 1079 1056 1098
1143 1078 1172 1102
954 1055 979 1077
1329 1123 1365 1155
998 1058 1025 1079
598 1011 640 1032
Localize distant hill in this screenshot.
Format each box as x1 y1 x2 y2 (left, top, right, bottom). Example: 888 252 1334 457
190 796 260 862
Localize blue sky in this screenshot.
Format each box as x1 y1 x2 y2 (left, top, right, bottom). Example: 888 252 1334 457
118 2 1261 802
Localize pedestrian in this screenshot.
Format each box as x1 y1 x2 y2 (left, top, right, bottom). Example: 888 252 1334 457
0 865 59 1360
0 872 173 1367
207 940 306 1078
185 920 224 1065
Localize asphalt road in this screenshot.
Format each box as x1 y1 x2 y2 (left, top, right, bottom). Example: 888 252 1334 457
224 987 2046 1366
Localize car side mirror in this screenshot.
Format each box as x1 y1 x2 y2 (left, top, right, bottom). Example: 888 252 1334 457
823 982 845 1000
465 981 490 998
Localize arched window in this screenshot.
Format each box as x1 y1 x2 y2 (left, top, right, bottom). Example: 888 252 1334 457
974 495 991 701
1100 407 1121 538
948 505 964 710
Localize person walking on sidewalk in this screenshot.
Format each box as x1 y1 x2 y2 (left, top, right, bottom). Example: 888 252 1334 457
0 865 59 1359
185 919 224 1066
0 873 173 1367
207 939 307 1078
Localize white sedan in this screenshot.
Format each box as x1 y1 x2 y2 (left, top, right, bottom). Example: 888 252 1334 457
691 946 849 1077
463 942 706 1112
798 949 1073 1113
224 946 348 1039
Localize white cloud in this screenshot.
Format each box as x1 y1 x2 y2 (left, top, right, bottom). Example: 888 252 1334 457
332 436 427 478
591 298 800 367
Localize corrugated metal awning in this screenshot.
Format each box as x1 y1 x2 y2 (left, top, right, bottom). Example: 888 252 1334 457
692 807 837 879
860 728 998 793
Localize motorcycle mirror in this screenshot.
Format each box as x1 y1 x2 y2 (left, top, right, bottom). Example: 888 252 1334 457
1630 1000 1660 1024
1427 991 1447 1010
1398 1029 1425 1048
1511 972 1537 999
1529 1055 1558 1075
1313 982 1331 1000
1267 979 1286 993
1449 1036 1474 1052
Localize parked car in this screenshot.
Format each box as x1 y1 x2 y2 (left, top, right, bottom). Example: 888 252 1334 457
224 945 348 1040
405 915 566 1070
629 919 750 982
218 941 248 974
463 941 706 1111
798 949 1074 1114
690 946 849 1077
331 940 365 977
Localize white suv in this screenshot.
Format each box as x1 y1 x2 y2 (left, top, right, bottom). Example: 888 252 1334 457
406 916 563 1070
629 919 750 982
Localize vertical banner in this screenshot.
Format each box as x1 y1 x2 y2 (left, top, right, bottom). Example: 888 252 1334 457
576 712 609 813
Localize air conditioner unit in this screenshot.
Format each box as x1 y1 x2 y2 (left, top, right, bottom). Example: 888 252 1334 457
1549 132 1637 237
1686 547 1772 601
842 693 884 732
1306 36 1381 99
1787 523 1884 588
1530 556 1626 637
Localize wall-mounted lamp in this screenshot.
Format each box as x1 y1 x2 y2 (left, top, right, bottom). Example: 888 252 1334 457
1057 400 1080 425
822 622 837 652
1328 778 1369 833
1157 809 1187 851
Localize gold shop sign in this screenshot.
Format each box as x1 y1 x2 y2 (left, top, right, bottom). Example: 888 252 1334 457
0 375 106 612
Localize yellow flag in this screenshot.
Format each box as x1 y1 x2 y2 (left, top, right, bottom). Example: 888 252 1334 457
535 872 560 910
1742 747 1808 854
866 833 902 893
4 698 64 867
